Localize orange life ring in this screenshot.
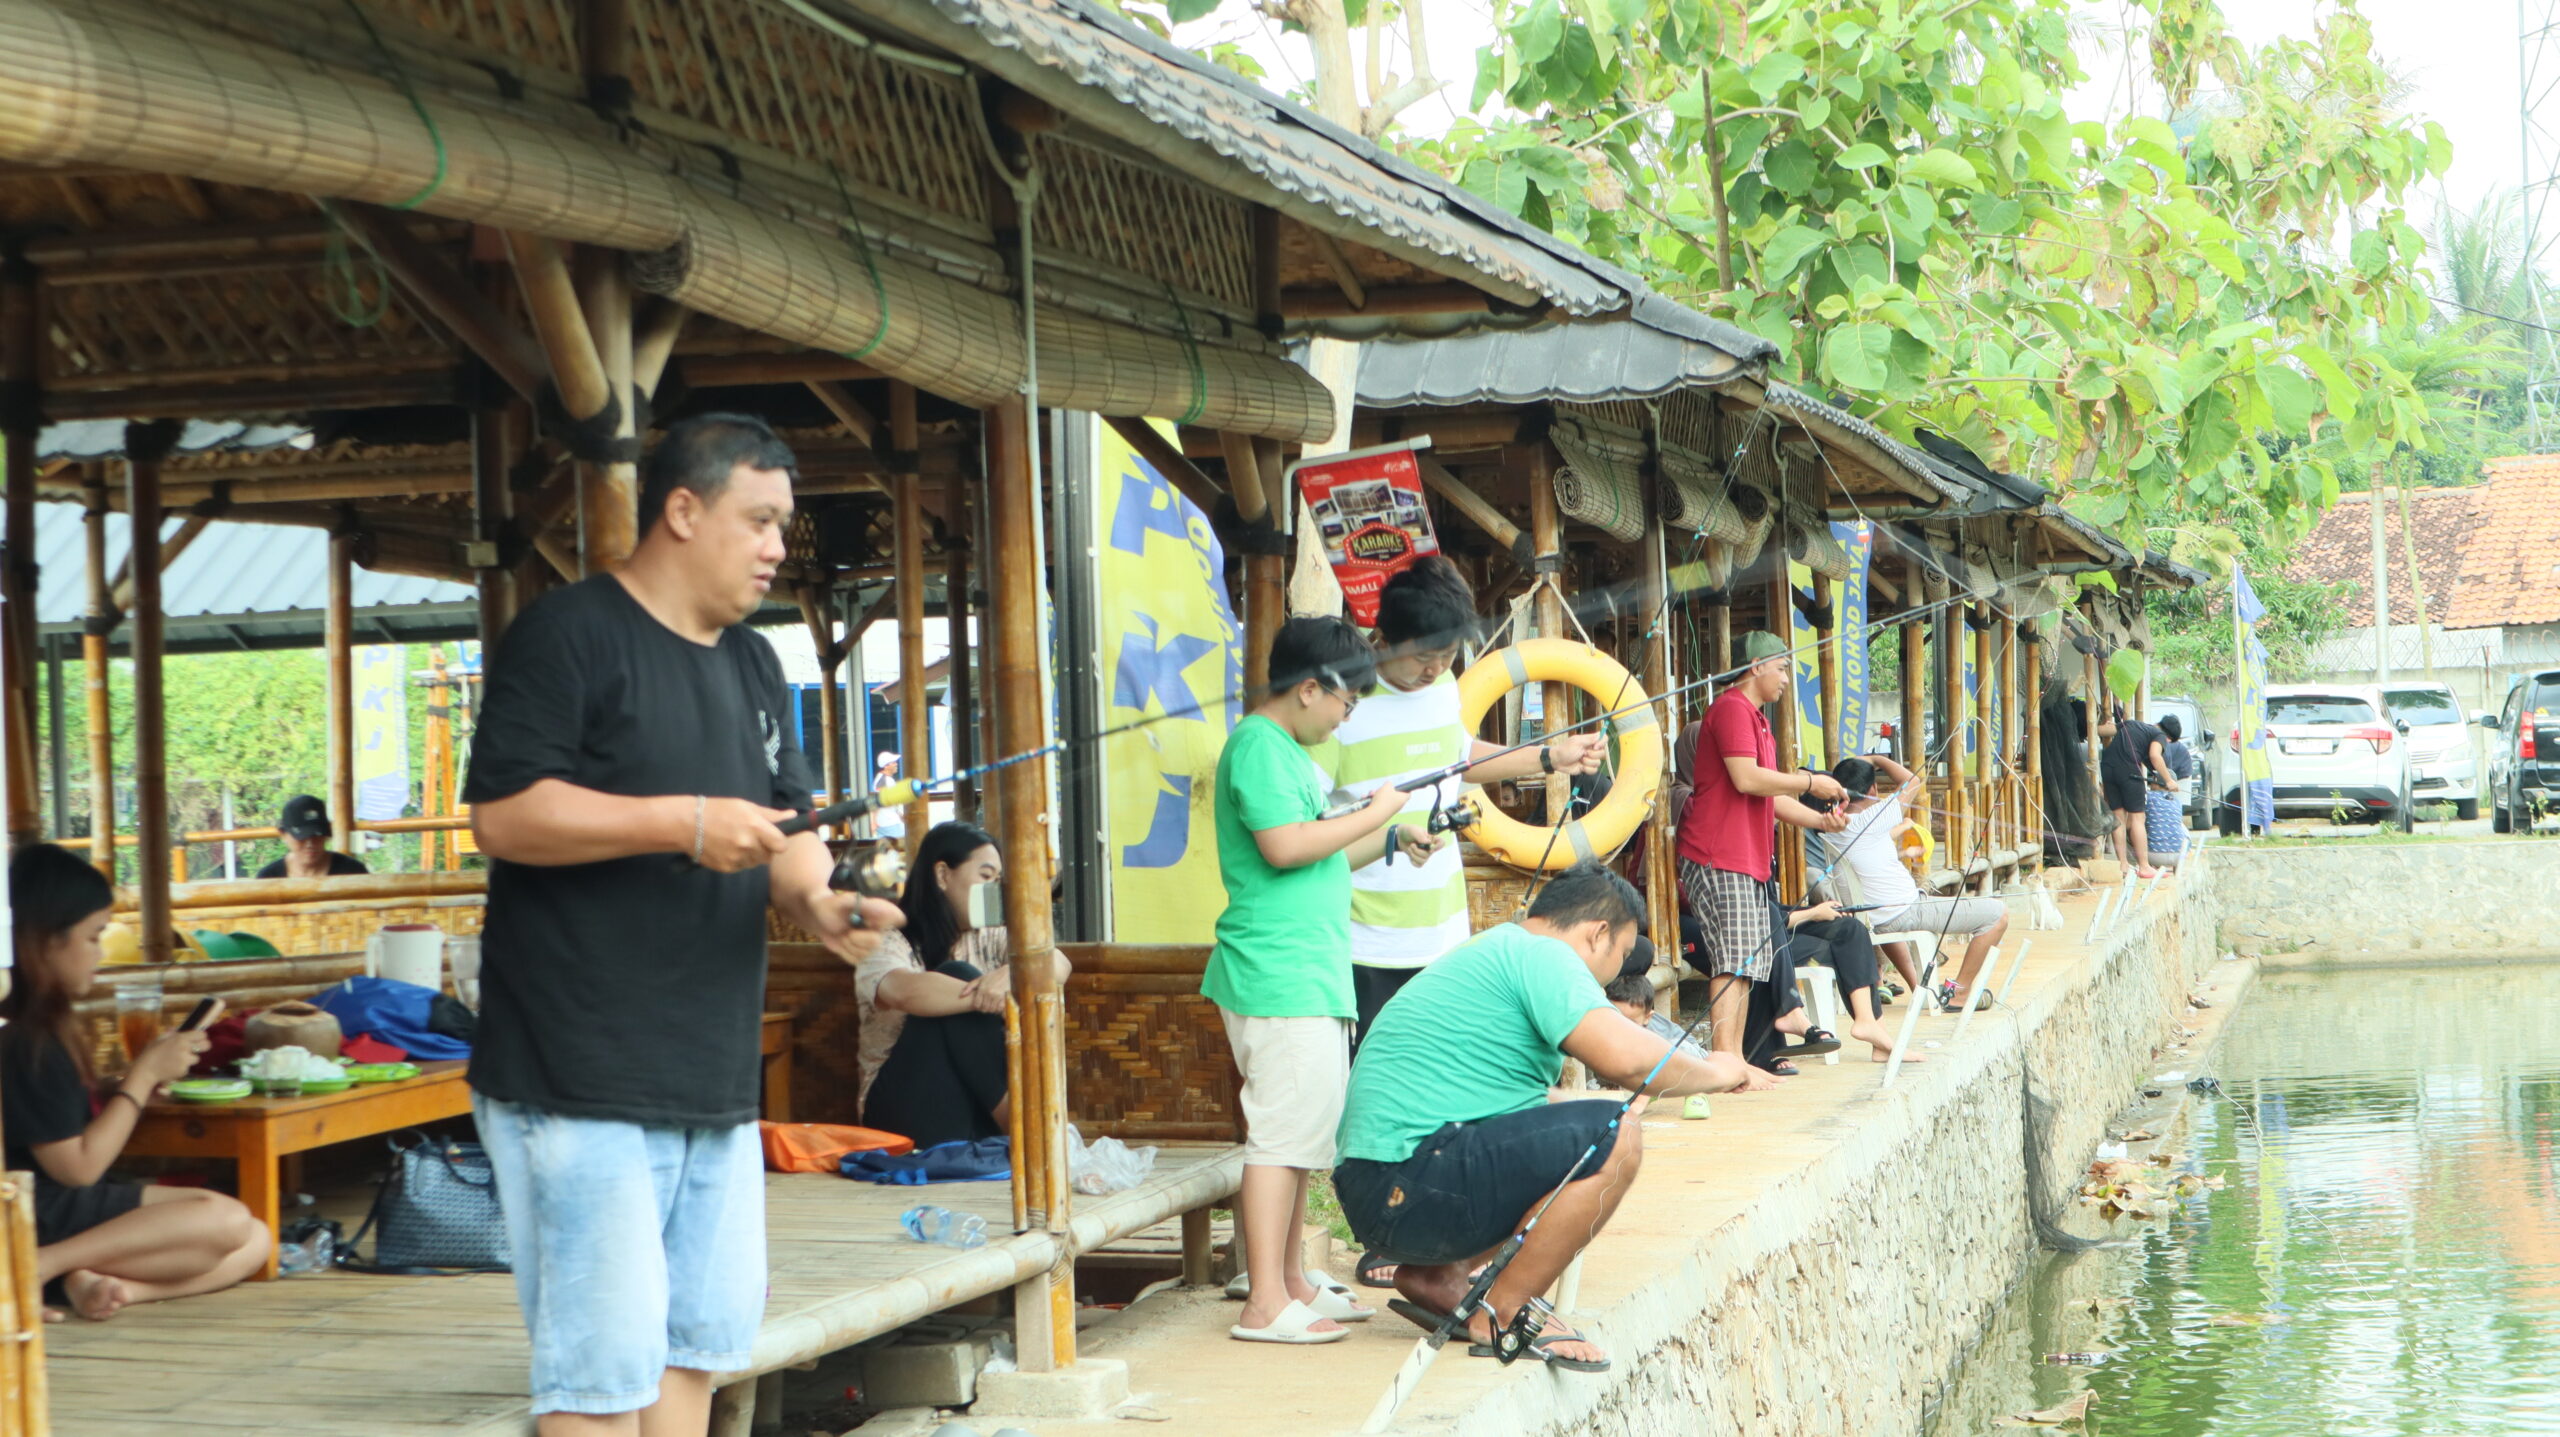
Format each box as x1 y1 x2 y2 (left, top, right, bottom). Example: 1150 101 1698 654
1453 638 1666 872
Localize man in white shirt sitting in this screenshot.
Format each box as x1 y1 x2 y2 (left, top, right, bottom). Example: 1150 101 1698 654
1819 752 2008 1012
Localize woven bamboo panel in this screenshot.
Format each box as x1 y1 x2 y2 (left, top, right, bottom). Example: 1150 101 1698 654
628 0 989 228
767 943 865 1125
1465 862 1536 931
47 263 456 386
1032 133 1253 313
1060 948 1239 1143
109 897 488 960
400 0 579 75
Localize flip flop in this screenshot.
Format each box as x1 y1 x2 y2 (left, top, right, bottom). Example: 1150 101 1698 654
1785 1029 1843 1058
1766 1058 1800 1077
1466 1324 1612 1372
1387 1297 1455 1336
1230 1299 1348 1345
1304 1283 1375 1323
1355 1251 1400 1289
1225 1268 1360 1302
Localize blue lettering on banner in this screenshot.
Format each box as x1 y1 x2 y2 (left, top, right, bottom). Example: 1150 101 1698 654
1113 612 1219 720
1120 775 1193 868
1109 462 1191 555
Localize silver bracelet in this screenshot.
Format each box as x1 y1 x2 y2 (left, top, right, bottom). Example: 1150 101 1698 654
691 795 706 863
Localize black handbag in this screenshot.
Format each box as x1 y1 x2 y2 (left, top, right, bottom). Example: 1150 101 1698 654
339 1131 512 1274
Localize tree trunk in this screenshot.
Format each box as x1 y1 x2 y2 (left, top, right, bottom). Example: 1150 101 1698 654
2365 461 2389 684
2396 482 2434 679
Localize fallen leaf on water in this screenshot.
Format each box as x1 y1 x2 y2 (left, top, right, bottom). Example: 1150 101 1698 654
2207 1312 2276 1327
2116 1128 2158 1142
2007 1392 2095 1425
2148 1150 2181 1168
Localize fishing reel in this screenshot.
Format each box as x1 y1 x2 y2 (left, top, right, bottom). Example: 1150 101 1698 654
1491 1295 1557 1366
1385 794 1480 868
828 844 908 900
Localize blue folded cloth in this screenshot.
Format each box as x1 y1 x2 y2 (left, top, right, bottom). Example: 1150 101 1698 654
308 976 474 1061
840 1137 1011 1185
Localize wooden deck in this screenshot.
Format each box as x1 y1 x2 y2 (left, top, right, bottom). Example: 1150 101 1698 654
43 1145 1241 1436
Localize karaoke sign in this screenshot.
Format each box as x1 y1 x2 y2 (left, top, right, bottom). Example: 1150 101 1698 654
1291 439 1440 626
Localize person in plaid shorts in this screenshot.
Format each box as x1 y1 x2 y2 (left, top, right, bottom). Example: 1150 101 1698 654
1672 631 1847 1088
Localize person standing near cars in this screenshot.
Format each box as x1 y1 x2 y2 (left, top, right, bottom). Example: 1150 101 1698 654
465 414 899 1434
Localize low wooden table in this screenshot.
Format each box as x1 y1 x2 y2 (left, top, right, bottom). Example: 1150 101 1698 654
126 1062 473 1280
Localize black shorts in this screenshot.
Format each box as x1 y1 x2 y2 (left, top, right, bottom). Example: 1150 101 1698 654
1334 1100 1624 1266
34 1177 144 1247
2101 770 2147 814
1351 964 1422 1049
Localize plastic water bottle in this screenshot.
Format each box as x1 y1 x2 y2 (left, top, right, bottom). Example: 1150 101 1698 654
899 1205 988 1249
277 1227 336 1275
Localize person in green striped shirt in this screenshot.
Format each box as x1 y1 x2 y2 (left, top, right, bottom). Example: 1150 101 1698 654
1318 558 1606 1044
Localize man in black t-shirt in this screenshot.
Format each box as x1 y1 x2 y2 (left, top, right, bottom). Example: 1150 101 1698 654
2097 704 2178 877
464 413 901 1431
254 794 369 879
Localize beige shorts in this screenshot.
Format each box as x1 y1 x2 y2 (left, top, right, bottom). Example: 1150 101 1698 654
1219 1011 1353 1170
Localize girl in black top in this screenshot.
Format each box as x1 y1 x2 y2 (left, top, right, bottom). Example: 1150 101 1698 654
3 844 268 1319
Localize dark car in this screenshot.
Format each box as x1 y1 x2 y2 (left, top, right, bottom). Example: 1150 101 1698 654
2482 669 2560 833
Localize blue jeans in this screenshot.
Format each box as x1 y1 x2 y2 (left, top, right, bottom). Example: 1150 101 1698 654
474 1095 767 1416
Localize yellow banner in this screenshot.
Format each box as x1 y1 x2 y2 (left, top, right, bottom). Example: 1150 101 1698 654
1097 422 1243 942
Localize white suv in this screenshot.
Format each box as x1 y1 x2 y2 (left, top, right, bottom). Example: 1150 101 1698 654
2380 682 2478 821
2216 683 2416 832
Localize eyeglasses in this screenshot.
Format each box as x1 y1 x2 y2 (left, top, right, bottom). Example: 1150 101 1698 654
1327 686 1362 717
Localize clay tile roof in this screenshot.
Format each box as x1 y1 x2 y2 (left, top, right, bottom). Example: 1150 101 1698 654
2285 486 2482 626
2442 455 2560 630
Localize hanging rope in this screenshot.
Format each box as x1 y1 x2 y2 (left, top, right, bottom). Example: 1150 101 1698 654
339 0 448 211
1159 281 1209 428
825 164 895 362
321 214 391 329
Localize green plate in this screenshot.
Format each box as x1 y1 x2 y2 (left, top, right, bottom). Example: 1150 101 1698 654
297 1075 354 1094
342 1062 421 1084
168 1078 252 1103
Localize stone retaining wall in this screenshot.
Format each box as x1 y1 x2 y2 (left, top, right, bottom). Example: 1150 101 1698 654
1449 867 2223 1437
2211 839 2560 962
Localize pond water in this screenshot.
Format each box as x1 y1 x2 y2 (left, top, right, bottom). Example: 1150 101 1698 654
1926 962 2560 1436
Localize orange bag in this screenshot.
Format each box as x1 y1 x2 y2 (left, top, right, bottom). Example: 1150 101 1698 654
758 1121 914 1174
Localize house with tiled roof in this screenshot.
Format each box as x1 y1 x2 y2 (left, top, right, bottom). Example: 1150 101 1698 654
2287 460 2560 713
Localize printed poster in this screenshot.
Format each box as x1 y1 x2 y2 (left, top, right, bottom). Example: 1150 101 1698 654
1096 420 1243 942
1291 440 1439 626
354 644 409 822
1786 562 1826 769
1832 522 1872 758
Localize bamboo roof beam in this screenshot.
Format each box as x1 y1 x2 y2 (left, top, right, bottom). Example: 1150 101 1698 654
1103 416 1221 516
1216 431 1269 524
327 200 549 404
805 382 881 450
505 232 612 419
1306 230 1367 313
633 297 688 397
105 513 210 620
684 354 882 387
1416 454 1523 553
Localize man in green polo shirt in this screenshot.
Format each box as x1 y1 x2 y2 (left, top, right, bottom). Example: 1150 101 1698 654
1205 616 1429 1346
1334 865 1744 1372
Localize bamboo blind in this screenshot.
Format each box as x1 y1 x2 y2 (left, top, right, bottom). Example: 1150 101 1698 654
0 0 1336 441
1548 414 1648 543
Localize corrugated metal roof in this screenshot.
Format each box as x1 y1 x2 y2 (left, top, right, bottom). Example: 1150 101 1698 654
1354 293 1769 408
1759 384 1972 505
27 501 474 634
880 0 1642 320
37 420 310 462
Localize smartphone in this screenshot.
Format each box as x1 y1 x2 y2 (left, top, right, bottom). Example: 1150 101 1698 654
968 878 1005 929
178 996 221 1032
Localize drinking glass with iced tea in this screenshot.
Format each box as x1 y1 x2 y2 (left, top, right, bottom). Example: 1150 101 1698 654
115 980 165 1064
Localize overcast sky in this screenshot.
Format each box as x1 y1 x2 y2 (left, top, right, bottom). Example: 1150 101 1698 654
1180 0 2532 241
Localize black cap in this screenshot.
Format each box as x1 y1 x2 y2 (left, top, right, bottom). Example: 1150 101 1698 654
1618 934 1657 982
278 794 331 841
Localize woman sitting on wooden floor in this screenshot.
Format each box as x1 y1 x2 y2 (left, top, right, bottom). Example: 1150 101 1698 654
2 844 269 1320
853 822 1068 1147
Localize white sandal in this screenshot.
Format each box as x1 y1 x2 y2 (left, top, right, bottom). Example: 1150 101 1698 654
1222 1269 1370 1319
1230 1298 1349 1345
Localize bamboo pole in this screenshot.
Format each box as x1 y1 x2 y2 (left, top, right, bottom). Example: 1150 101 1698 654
1814 572 1838 766
2023 625 2042 870
82 476 112 875
795 583 845 811
1900 582 1924 838
472 396 521 647
986 401 1075 1373
326 530 356 855
575 244 638 571
1641 517 1678 1008
1768 570 1801 897
946 474 978 821
1101 415 1220 517
1998 614 2019 861
891 383 931 851
104 514 210 620
3 1171 48 1436
327 200 547 403
1415 455 1522 551
2 259 38 852
632 297 687 397
1525 444 1569 826
126 430 173 966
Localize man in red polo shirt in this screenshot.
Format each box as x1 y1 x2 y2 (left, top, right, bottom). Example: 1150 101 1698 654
1676 630 1847 1087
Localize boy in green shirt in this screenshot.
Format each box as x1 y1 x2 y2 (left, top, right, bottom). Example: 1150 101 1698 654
1206 616 1430 1345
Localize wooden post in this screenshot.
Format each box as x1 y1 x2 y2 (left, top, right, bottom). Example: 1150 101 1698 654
946 474 978 821
797 583 846 811
1641 519 1678 998
1900 579 1925 836
986 402 1074 1372
1768 570 1801 897
471 396 521 648
2 258 40 852
1221 432 1284 697
1813 572 1838 766
82 477 113 875
891 383 932 850
326 530 357 855
575 244 638 572
2084 646 2103 819
1525 445 1570 825
2023 625 2043 870
1998 613 2019 862
3 1171 51 1436
126 428 173 966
